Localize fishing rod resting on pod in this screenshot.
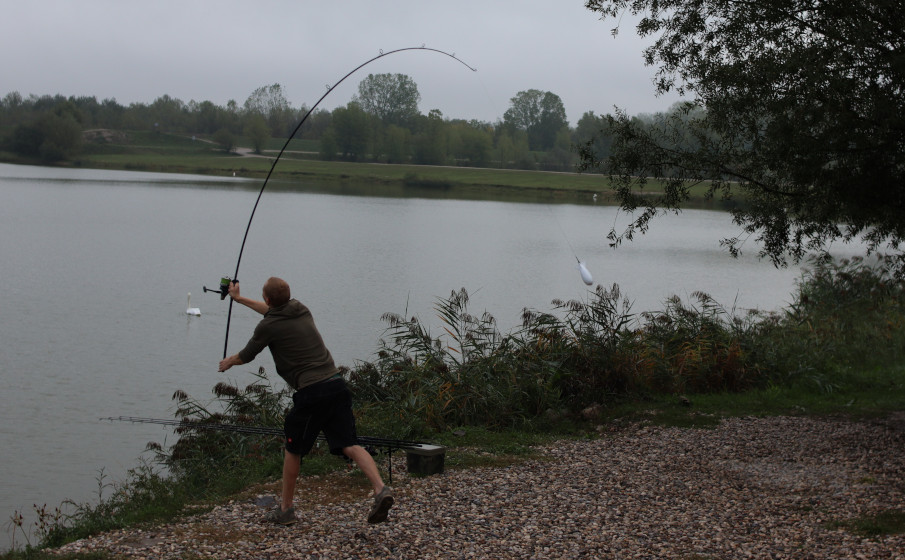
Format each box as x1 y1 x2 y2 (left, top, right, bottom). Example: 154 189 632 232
202 46 478 358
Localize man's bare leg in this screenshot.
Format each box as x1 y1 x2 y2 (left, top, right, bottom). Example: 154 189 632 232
281 449 301 511
343 444 385 495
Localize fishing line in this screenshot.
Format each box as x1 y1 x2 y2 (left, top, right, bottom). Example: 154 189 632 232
471 67 503 132
548 205 594 286
549 206 579 259
215 46 477 358
470 71 591 287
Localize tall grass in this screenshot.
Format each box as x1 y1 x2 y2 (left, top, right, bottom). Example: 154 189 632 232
749 255 905 392
348 256 905 434
347 284 761 433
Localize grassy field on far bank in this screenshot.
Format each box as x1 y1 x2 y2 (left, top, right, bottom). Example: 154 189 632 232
3 130 730 204
78 130 619 197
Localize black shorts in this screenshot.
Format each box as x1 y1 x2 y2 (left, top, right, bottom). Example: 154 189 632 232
284 378 358 457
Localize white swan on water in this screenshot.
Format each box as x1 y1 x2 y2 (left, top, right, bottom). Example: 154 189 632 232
186 293 201 316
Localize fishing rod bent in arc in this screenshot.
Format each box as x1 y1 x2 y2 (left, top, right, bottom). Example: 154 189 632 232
211 47 477 358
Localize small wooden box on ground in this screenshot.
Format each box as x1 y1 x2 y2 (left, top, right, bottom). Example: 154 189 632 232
405 444 446 476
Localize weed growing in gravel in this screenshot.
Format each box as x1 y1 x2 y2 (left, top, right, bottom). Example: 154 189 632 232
828 508 905 537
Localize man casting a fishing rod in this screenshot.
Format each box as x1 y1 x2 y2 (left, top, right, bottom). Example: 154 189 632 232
218 277 394 525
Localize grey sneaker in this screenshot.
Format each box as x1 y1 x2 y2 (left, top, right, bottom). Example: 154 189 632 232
263 506 297 525
367 486 394 524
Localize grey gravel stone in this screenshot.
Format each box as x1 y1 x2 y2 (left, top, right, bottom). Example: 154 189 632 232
52 414 905 559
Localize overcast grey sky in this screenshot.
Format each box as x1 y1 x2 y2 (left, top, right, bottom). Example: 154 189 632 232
1 0 682 126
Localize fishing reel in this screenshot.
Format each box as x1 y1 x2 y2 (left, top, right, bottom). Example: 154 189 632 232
203 276 235 300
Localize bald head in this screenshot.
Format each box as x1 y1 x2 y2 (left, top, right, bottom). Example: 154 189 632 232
263 277 291 307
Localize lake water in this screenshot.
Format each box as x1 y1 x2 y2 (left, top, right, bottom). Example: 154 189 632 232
0 163 860 550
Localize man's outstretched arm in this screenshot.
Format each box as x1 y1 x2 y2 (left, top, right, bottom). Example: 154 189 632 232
229 281 269 315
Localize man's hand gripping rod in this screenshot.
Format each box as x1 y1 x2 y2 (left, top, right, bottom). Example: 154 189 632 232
203 276 235 301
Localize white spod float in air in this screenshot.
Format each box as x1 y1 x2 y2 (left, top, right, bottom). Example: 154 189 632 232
548 203 595 287
577 260 593 286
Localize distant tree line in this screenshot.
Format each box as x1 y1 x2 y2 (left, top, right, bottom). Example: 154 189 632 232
0 76 675 172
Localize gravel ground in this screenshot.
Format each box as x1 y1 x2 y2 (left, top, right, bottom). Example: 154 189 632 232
53 414 905 559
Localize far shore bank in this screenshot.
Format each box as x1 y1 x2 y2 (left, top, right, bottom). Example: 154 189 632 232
0 132 734 208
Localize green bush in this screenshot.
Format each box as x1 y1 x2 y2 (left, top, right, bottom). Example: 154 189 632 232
749 255 905 392
349 256 905 431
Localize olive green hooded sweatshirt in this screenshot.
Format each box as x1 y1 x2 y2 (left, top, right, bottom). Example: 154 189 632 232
237 299 339 390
